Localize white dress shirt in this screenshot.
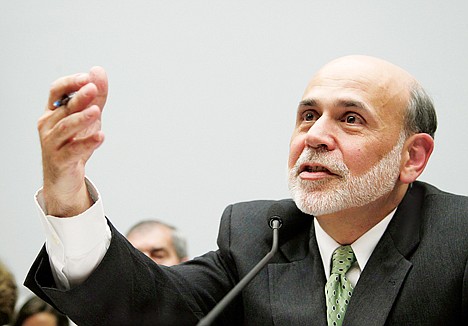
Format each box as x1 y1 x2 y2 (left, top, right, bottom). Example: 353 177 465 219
314 210 395 287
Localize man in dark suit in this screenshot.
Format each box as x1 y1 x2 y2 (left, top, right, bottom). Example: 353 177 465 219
26 55 468 325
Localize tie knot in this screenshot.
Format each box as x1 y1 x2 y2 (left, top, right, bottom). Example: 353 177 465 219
331 245 356 275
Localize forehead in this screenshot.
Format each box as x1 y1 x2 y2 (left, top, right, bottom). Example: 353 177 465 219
302 56 413 118
127 225 174 247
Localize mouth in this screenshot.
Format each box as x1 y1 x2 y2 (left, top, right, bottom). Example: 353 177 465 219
300 164 330 173
298 163 338 180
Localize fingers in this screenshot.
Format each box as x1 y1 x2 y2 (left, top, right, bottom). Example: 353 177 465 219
64 130 105 159
47 66 108 113
42 105 102 152
41 66 108 142
42 127 105 180
42 83 99 131
89 66 109 110
47 73 89 110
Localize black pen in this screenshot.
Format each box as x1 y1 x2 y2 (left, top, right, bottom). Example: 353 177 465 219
53 92 76 108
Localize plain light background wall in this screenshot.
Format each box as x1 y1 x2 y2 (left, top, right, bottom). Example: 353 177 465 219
1 1 467 303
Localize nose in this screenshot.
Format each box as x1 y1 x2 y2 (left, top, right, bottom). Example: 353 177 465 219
304 116 336 151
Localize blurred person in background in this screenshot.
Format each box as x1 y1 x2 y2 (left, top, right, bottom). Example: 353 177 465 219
126 220 188 266
13 296 68 326
0 260 17 325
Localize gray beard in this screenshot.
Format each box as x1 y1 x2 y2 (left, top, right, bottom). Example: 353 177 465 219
288 133 405 216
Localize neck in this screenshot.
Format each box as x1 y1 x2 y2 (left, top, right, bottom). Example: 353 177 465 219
315 183 408 244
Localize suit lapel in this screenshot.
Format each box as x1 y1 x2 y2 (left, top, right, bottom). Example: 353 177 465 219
268 208 327 325
344 183 425 325
343 231 413 325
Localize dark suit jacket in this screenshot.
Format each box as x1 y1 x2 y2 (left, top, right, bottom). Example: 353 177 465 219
25 181 468 325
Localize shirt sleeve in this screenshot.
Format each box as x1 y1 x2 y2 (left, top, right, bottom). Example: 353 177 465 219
35 178 112 290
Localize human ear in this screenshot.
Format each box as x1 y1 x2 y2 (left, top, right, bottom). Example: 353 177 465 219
399 133 434 184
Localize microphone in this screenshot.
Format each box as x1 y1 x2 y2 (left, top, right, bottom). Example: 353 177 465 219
197 204 284 326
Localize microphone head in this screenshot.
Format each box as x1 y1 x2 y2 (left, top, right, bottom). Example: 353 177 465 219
267 203 284 229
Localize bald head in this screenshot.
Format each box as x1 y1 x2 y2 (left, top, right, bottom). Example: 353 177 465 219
307 56 414 117
315 55 415 79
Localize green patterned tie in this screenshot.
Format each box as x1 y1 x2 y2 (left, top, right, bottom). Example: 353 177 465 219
325 245 356 326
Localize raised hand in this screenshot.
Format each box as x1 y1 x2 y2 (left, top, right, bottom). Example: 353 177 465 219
38 67 108 217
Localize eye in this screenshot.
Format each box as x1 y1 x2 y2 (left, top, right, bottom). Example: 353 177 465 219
150 249 168 260
341 113 363 125
151 253 166 260
301 110 318 122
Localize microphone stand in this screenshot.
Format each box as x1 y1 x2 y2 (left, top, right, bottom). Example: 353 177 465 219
197 219 281 326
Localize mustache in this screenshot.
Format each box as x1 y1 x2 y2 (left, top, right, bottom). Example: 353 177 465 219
291 148 349 176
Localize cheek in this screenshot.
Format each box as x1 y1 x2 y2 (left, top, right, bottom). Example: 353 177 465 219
344 149 363 172
343 147 379 175
288 135 305 168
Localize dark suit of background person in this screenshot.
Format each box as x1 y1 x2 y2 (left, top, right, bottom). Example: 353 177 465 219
25 56 468 325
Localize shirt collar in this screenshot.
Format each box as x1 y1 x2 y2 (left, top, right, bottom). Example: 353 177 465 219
314 208 396 278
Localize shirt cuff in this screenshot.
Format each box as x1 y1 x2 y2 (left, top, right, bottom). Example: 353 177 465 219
35 178 111 289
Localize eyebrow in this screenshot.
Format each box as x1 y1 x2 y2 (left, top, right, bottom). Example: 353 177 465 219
299 98 318 107
299 98 371 112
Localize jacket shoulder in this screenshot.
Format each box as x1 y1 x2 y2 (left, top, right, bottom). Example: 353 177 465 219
413 181 468 212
